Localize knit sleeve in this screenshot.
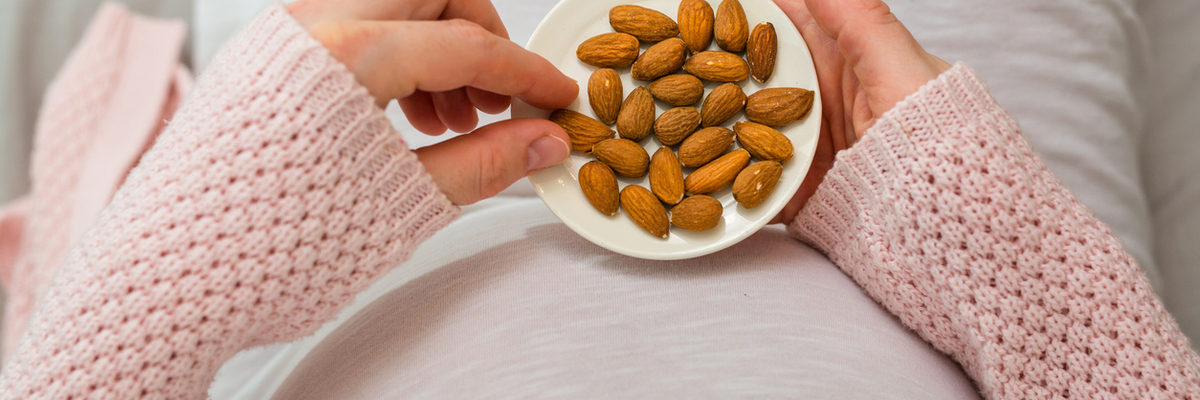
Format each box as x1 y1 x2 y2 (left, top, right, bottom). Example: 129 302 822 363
789 63 1200 399
0 4 458 399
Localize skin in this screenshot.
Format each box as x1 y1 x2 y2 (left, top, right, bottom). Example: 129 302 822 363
285 0 949 219
287 0 579 205
769 0 950 224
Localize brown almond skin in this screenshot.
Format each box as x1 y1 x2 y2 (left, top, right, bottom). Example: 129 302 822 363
617 87 655 142
621 185 670 239
745 87 815 126
733 121 793 162
632 38 688 81
577 32 640 68
678 126 734 168
678 0 714 53
683 51 749 82
593 138 650 178
671 195 722 231
733 161 782 209
550 109 614 152
700 83 746 127
610 5 680 42
650 147 685 205
747 22 778 83
588 69 623 125
654 106 702 146
714 0 748 52
648 74 704 106
579 161 620 216
685 149 750 194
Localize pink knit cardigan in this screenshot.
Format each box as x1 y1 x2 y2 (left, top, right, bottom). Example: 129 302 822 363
1 3 1197 399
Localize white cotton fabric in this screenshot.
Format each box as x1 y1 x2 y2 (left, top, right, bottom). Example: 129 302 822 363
214 197 981 400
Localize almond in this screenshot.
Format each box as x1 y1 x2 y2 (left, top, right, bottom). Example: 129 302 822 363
577 32 640 68
654 106 702 146
550 109 614 152
621 185 670 239
745 87 815 126
685 149 750 194
714 0 748 52
670 195 722 231
650 147 685 205
648 74 704 106
678 0 714 53
617 87 655 142
747 22 777 83
593 138 650 178
732 161 782 209
733 121 793 162
683 51 749 82
580 161 620 216
632 38 688 81
610 5 680 42
678 126 734 168
699 82 746 127
588 68 623 125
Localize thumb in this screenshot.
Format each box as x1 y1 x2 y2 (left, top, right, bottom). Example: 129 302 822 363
414 119 571 205
804 0 949 113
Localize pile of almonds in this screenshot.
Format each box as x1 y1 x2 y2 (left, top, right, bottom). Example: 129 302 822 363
550 0 814 239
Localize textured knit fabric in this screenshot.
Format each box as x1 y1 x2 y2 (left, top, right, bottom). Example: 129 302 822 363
0 2 192 361
789 63 1200 399
2 3 1199 400
0 3 458 399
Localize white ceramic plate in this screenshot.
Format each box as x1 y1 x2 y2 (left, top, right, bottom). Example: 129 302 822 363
514 0 821 260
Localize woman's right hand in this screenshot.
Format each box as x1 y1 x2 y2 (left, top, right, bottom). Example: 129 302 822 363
770 0 951 224
286 0 580 206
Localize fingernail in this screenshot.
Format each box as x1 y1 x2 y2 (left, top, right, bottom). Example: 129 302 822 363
527 134 571 172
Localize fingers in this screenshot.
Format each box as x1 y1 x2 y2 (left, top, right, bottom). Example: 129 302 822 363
467 88 512 115
398 91 448 135
290 0 508 39
350 19 577 110
431 89 479 133
414 119 571 205
803 0 948 113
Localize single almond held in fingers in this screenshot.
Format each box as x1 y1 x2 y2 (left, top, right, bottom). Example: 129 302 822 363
649 74 704 106
732 161 782 209
577 32 640 69
683 51 749 82
632 38 689 81
650 147 685 205
654 106 702 146
610 5 680 42
678 0 714 53
550 109 614 152
621 185 670 239
593 138 650 178
714 0 748 52
747 22 777 83
745 87 814 126
580 161 620 216
699 82 746 127
617 87 655 142
589 68 623 125
733 121 793 162
685 149 750 194
678 126 734 168
671 195 722 231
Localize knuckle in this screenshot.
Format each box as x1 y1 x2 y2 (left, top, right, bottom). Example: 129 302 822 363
471 146 518 204
444 19 494 48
